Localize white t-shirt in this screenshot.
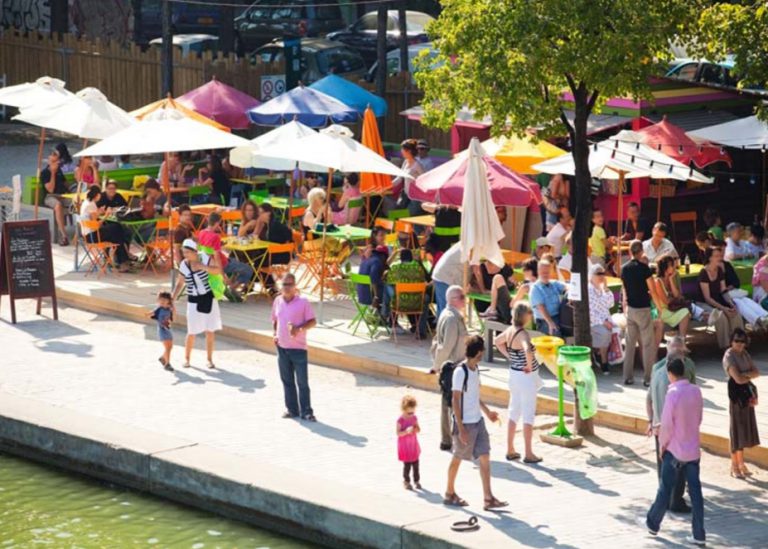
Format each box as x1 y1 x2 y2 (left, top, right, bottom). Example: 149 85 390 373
642 237 678 263
179 256 212 297
432 243 464 286
547 223 569 258
452 362 482 424
79 199 98 236
725 237 754 260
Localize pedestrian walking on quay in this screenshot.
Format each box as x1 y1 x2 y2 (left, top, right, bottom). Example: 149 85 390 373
723 328 761 479
397 394 422 491
444 335 508 511
641 358 706 547
173 239 223 369
149 291 175 372
272 273 317 421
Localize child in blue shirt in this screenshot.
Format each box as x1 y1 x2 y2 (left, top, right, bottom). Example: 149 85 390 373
150 291 175 371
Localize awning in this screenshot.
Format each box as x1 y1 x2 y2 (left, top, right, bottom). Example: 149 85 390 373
644 110 741 132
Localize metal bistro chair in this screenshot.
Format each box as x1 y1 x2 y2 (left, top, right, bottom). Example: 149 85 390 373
670 211 697 256
391 282 427 343
257 242 295 297
80 219 118 277
144 218 173 274
347 273 388 338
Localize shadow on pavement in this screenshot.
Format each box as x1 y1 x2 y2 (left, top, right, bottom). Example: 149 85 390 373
172 369 206 386
3 317 88 339
489 460 553 488
34 340 93 358
197 366 266 393
533 463 620 497
299 420 368 447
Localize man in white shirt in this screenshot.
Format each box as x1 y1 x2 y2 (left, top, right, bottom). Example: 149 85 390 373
546 208 572 258
432 242 464 318
416 139 435 171
724 222 757 261
643 222 678 264
444 335 507 510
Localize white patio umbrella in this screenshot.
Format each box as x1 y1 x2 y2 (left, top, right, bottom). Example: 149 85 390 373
687 115 768 150
0 76 76 217
14 87 135 141
460 138 505 268
258 124 413 321
229 119 327 172
533 132 712 273
75 108 250 157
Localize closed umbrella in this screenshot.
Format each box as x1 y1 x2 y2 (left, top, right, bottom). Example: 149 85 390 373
360 106 392 223
480 134 566 174
131 95 230 132
460 138 505 268
247 85 359 127
0 76 75 218
177 77 260 130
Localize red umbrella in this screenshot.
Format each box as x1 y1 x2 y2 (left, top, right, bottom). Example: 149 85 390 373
636 115 732 168
177 77 260 130
409 152 542 208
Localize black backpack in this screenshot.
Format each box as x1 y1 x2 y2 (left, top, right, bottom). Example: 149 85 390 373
439 360 468 406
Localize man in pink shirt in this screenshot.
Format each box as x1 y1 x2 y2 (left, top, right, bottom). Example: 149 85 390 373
271 273 317 421
642 359 705 546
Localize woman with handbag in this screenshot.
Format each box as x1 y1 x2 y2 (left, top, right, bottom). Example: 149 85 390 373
723 329 761 478
652 254 691 339
174 239 223 369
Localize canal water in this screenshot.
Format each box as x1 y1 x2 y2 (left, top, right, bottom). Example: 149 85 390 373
0 452 315 548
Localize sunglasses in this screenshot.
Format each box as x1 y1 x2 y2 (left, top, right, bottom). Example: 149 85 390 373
733 339 747 344
282 282 295 288
594 272 606 276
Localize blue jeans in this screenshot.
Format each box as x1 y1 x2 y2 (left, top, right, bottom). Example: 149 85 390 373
277 346 312 417
535 316 561 336
434 280 449 319
647 451 705 542
224 259 254 286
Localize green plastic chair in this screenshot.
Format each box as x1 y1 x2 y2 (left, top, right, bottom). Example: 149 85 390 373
433 226 461 237
248 190 269 205
345 197 365 224
387 208 410 221
187 185 210 201
347 273 388 338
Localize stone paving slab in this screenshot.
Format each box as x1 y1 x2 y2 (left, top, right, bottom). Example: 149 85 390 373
1 300 767 547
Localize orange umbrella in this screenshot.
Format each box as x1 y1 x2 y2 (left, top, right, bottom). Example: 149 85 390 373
130 95 231 132
360 106 391 195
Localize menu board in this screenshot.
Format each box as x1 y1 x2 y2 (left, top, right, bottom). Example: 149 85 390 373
0 220 58 323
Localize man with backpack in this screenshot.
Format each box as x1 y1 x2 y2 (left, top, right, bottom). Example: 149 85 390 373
444 335 508 511
434 285 468 451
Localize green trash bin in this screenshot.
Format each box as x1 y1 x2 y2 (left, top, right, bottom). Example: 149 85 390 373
558 346 598 421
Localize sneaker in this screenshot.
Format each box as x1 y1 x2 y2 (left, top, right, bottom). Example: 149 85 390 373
635 516 657 536
643 380 651 388
282 411 298 419
404 481 413 491
624 378 635 386
478 310 497 320
685 536 705 547
302 413 317 422
440 443 452 452
601 363 610 376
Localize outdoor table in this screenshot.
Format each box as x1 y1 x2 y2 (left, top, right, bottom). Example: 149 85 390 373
223 236 272 295
400 214 435 228
190 203 224 230
311 224 371 242
260 196 308 210
102 215 160 252
62 189 142 202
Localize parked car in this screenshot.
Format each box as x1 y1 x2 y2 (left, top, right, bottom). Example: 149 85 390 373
249 38 367 84
665 57 766 94
234 0 345 54
364 42 439 82
149 34 219 58
326 10 434 68
136 0 250 45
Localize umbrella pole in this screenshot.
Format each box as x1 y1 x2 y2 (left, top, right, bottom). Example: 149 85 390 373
656 179 662 223
318 168 334 323
34 127 46 219
763 151 767 228
289 165 295 226
163 152 175 291
617 172 625 277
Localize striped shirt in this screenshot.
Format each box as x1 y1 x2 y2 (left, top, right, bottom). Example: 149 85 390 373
507 329 540 372
179 257 212 297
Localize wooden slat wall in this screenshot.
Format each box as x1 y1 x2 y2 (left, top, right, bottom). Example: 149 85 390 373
0 32 451 148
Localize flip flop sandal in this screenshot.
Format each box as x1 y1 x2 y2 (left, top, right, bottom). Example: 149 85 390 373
505 452 521 461
524 456 543 464
443 493 469 507
451 516 479 532
483 497 509 511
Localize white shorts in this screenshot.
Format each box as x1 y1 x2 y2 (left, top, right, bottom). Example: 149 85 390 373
186 299 222 335
507 369 541 425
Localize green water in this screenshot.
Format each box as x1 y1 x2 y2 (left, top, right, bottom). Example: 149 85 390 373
0 453 314 548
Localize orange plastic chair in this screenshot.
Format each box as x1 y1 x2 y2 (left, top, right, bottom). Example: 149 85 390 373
391 282 427 343
81 219 117 277
374 218 395 232
144 219 172 273
395 219 416 249
258 242 295 296
287 206 306 229
220 209 242 234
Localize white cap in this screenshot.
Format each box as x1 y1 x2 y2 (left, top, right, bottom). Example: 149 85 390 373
182 238 197 251
535 236 551 248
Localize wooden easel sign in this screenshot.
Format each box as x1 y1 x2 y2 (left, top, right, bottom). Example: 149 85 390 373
0 220 58 324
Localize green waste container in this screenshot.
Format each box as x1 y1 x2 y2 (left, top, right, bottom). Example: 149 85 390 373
557 346 598 420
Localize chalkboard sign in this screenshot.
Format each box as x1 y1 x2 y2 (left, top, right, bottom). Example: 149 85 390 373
0 220 58 323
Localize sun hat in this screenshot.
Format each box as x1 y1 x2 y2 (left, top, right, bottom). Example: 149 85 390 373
182 238 197 251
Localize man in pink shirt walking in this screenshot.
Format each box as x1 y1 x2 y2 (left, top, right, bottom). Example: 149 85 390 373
271 273 317 421
642 359 706 546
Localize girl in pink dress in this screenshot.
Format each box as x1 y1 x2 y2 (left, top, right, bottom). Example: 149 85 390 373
397 395 422 490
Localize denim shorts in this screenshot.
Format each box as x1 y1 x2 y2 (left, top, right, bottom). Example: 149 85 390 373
158 327 173 341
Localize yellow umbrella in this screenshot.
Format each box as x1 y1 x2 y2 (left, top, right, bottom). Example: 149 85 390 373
130 95 231 132
482 134 565 174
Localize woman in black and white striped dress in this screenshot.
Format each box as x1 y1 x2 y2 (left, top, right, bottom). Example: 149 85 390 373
494 302 543 464
173 239 223 369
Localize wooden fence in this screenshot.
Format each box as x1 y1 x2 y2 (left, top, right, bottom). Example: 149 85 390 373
0 31 452 148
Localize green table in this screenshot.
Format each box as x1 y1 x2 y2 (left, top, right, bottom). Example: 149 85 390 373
312 224 371 242
105 216 160 246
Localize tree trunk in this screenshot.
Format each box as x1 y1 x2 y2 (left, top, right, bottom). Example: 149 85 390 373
570 88 594 436
375 4 389 99
397 3 409 74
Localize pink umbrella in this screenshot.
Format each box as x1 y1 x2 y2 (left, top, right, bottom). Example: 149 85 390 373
409 150 542 207
177 77 260 130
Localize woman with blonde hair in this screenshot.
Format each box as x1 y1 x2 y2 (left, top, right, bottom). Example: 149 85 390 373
303 187 326 236
494 302 542 464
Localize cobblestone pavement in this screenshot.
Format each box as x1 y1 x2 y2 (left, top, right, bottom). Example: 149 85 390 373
1 301 766 548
